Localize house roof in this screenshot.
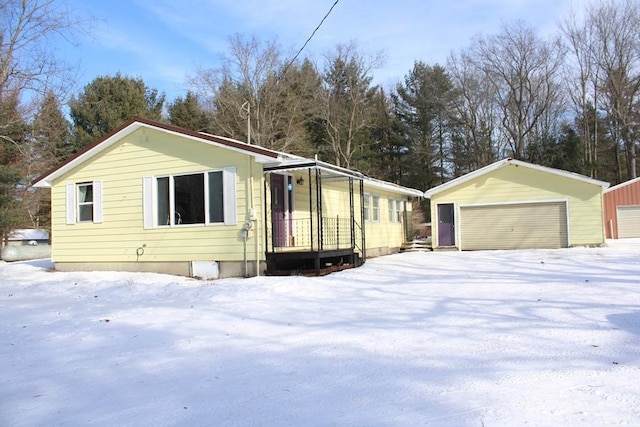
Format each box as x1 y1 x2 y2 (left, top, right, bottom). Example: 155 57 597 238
31 117 423 198
424 158 610 199
604 176 640 193
32 118 282 188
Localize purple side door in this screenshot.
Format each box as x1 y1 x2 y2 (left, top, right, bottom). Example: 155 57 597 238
270 174 286 247
437 203 455 247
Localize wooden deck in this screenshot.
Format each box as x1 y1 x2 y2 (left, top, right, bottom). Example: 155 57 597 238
265 248 362 276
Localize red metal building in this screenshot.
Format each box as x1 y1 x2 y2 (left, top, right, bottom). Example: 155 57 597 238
603 177 640 239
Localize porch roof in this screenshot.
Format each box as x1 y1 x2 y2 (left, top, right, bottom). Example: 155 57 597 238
264 158 423 198
264 157 363 179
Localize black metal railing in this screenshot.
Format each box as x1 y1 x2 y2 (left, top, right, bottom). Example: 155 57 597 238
268 216 360 252
321 216 352 249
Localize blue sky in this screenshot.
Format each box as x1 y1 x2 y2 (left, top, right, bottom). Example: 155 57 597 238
60 0 579 102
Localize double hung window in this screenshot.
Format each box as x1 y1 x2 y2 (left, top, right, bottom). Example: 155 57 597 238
77 183 94 222
363 193 380 222
65 181 102 224
372 195 380 222
388 198 396 222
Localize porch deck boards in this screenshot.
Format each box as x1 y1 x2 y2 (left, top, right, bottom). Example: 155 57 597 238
265 248 361 276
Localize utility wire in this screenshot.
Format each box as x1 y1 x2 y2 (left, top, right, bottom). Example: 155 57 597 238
280 0 340 80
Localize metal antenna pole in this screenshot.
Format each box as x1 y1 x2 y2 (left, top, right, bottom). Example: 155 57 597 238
241 101 251 145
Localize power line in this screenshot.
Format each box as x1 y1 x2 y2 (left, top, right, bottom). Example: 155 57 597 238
281 0 340 79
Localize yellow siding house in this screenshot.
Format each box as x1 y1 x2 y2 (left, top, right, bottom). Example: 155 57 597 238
424 159 609 250
33 118 422 279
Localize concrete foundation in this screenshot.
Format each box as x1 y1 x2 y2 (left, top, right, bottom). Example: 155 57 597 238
54 260 267 279
365 247 400 258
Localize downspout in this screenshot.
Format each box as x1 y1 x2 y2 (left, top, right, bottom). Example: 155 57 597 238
250 159 260 276
245 102 259 276
608 219 613 240
263 173 270 265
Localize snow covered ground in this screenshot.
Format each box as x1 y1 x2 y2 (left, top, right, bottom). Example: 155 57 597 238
1 241 639 426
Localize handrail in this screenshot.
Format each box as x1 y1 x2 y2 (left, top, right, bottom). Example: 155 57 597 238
267 216 357 251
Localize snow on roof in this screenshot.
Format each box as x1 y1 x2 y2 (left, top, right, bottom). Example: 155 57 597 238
8 229 49 241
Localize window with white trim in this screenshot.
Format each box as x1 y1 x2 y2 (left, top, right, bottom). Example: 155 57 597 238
388 198 395 222
372 195 380 222
77 183 94 222
65 181 102 224
363 193 380 222
363 193 371 221
144 168 236 228
396 199 404 222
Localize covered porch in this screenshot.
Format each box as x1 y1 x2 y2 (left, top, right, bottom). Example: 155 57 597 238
263 159 366 275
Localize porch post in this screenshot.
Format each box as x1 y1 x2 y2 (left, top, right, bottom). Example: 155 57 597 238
263 172 270 271
349 177 355 249
316 167 323 251
262 172 273 252
360 178 366 262
308 168 314 251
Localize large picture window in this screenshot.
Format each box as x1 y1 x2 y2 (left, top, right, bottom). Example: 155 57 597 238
145 169 235 228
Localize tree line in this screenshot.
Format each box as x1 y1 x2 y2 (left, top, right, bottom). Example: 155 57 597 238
1 0 639 238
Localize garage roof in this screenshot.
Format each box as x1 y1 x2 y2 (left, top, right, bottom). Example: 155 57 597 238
424 158 610 198
604 176 640 193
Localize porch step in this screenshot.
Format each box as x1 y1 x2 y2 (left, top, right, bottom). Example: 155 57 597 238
400 239 432 252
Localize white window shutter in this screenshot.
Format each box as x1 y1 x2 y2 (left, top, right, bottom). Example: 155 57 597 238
66 183 76 225
223 167 237 225
143 176 153 229
93 180 103 223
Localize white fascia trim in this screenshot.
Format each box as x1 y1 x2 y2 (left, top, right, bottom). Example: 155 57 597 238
424 159 609 198
604 176 640 193
513 160 609 189
363 178 424 198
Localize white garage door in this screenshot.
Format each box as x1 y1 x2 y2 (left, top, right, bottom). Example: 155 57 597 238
460 202 568 250
617 205 640 238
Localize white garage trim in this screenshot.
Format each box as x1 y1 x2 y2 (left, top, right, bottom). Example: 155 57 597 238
617 205 640 238
458 200 569 250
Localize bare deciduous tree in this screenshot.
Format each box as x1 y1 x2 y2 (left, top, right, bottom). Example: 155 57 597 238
472 21 565 160
0 0 80 103
316 41 383 168
0 0 81 236
189 34 319 154
589 0 640 180
447 49 498 172
561 7 602 177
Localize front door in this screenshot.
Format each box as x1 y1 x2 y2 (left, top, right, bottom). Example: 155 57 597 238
437 203 455 247
271 174 286 247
